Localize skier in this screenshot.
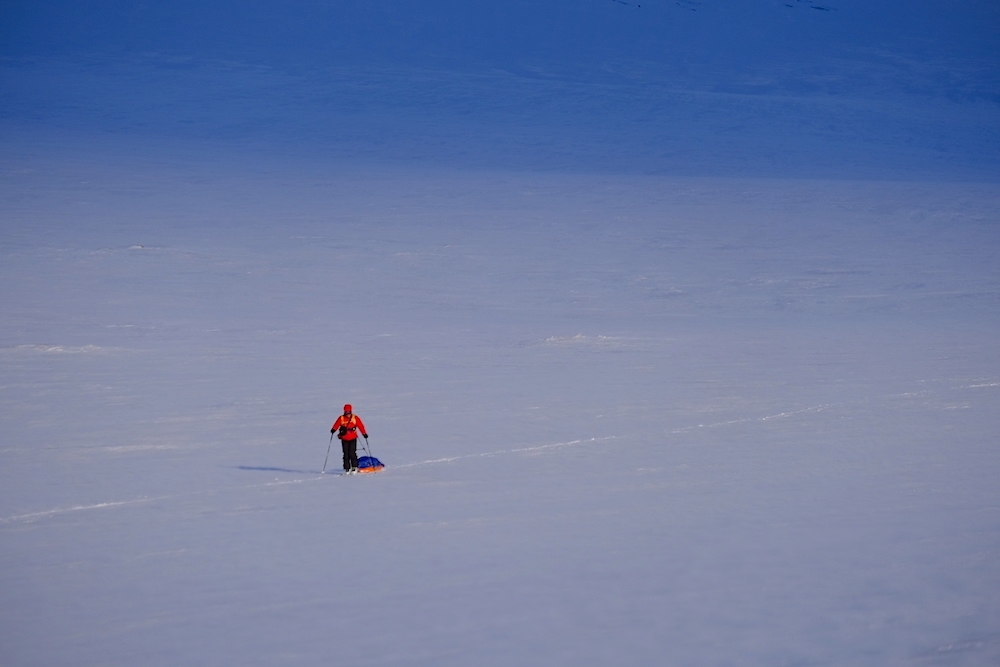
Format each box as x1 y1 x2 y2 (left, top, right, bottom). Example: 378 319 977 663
331 404 368 474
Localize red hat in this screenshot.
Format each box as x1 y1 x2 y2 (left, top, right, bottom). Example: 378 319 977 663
343 404 352 413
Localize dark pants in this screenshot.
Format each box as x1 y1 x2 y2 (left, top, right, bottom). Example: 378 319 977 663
342 438 358 471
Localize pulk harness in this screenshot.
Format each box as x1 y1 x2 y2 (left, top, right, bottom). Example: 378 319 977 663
338 414 359 440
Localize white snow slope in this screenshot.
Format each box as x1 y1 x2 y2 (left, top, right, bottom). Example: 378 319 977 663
2 1 999 666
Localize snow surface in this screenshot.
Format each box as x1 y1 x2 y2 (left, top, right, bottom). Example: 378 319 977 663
2 1 1000 666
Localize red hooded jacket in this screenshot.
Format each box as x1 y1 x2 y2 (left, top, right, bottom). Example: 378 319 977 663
331 413 367 441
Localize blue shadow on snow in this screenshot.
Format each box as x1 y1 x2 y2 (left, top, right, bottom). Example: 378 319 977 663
234 465 317 474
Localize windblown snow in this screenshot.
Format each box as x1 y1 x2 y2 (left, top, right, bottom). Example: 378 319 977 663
1 1 999 665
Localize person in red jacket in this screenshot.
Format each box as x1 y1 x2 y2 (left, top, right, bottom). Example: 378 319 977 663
331 404 368 474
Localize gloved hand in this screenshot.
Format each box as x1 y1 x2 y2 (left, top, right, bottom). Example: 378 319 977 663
330 427 336 435
363 434 369 439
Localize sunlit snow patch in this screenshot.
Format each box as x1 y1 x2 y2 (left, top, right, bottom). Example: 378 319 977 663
3 344 114 354
542 334 636 349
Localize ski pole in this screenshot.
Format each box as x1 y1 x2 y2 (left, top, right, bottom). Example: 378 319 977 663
322 433 333 474
362 436 376 467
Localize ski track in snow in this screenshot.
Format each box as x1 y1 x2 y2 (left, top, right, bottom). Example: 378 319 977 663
4 380 991 527
668 403 834 433
0 480 320 526
392 435 621 468
0 496 172 524
0 439 620 525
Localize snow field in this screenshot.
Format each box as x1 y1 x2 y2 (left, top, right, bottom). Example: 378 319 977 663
2 161 999 664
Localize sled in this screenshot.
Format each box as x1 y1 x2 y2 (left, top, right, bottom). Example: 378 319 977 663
357 455 385 473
